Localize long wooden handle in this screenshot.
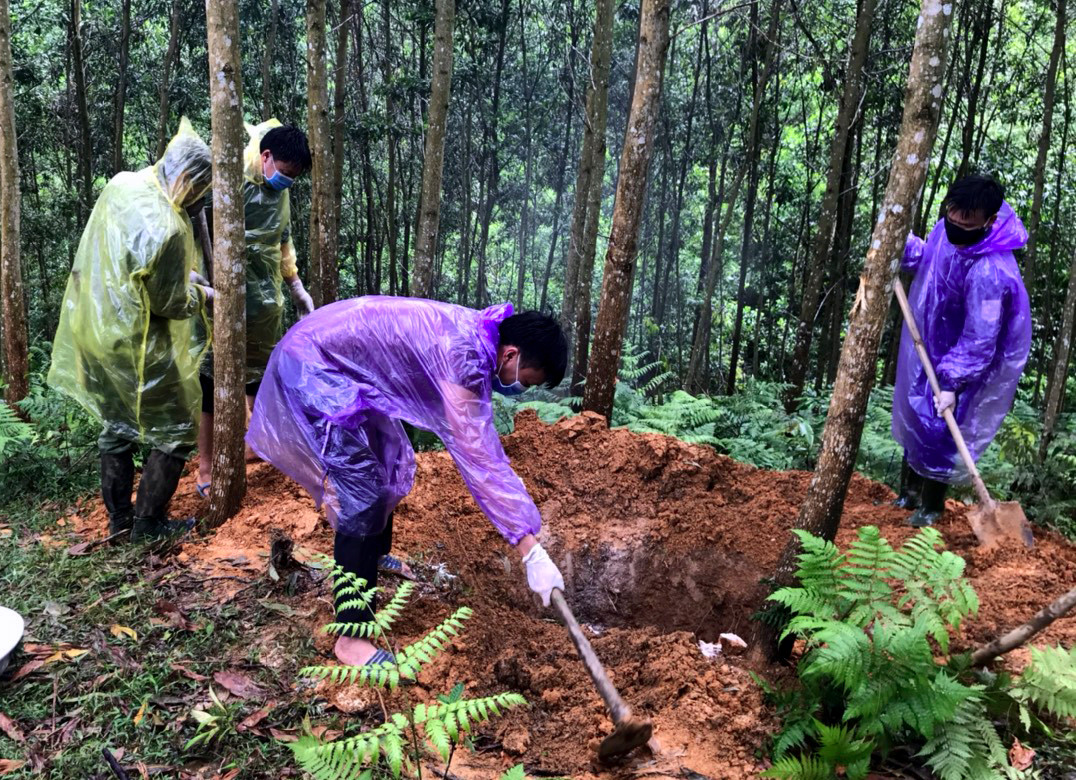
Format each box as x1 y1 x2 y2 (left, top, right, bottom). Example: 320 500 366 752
550 588 632 725
892 278 995 508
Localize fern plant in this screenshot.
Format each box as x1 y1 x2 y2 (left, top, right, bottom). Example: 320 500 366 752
0 400 32 457
290 557 526 779
762 526 1076 779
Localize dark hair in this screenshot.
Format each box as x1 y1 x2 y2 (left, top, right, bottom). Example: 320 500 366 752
498 311 568 388
941 174 1004 219
261 125 312 173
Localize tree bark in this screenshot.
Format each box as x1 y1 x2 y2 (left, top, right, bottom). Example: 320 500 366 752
0 0 26 405
970 585 1076 666
155 0 182 160
784 0 876 410
955 0 993 179
411 0 455 299
332 0 350 275
582 0 671 422
726 0 782 396
561 0 617 343
111 0 131 174
261 0 279 121
1022 0 1065 304
306 0 338 306
206 0 248 524
538 55 577 314
1041 243 1076 461
767 0 951 605
69 0 93 217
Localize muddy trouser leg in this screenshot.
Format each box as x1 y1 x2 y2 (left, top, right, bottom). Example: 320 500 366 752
131 448 194 541
919 477 948 514
895 453 924 509
98 426 136 537
333 512 395 625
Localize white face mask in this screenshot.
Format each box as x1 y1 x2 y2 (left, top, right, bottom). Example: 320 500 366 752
492 355 524 396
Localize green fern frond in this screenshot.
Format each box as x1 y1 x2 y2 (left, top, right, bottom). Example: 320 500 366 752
420 692 526 760
1013 645 1076 719
393 606 473 680
759 754 835 780
299 657 400 690
289 719 406 779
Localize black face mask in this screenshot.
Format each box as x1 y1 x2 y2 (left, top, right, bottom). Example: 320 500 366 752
944 218 989 247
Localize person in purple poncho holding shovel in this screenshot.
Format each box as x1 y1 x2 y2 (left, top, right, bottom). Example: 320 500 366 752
892 174 1032 527
247 297 568 665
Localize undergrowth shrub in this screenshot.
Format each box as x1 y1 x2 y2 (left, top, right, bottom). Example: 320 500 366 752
759 526 1076 780
289 556 526 778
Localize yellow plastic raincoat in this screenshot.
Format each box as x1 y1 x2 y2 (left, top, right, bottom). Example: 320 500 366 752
48 119 213 453
202 119 298 383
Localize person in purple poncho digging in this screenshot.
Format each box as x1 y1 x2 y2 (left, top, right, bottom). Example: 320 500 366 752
246 297 569 666
892 174 1032 527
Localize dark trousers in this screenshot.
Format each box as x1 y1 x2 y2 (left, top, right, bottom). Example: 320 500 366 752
333 513 394 625
899 454 949 512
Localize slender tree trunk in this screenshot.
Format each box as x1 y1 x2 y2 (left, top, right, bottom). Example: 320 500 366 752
726 0 783 396
331 0 350 275
155 0 182 160
381 0 399 296
458 93 473 304
582 0 671 421
1022 0 1065 304
767 0 951 614
955 0 993 179
111 0 131 174
411 0 455 299
784 0 876 410
1041 243 1076 461
0 0 26 405
261 0 279 121
539 69 577 314
206 0 247 524
516 0 533 308
69 0 93 217
971 585 1076 666
307 0 337 306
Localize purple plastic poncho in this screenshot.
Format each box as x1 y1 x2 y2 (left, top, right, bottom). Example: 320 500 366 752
246 296 542 543
892 202 1032 482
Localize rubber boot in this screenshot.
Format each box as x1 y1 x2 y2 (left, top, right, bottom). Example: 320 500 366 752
908 477 948 527
892 456 922 510
131 450 195 542
101 451 135 540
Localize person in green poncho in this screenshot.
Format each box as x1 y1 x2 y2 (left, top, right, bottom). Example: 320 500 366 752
195 120 314 496
49 119 215 543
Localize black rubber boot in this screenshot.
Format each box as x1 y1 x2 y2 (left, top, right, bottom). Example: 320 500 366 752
908 477 948 527
100 451 135 540
131 450 194 543
893 456 923 510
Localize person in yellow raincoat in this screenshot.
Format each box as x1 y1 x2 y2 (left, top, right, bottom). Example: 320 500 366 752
194 120 313 496
49 119 214 542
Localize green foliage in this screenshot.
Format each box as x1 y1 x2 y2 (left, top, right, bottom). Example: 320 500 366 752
0 399 33 456
1011 645 1076 720
184 686 241 751
291 556 525 778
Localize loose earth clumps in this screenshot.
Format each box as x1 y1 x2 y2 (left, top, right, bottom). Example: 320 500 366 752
79 410 1076 778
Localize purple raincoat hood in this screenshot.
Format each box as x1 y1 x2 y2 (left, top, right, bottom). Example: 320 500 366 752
948 201 1028 256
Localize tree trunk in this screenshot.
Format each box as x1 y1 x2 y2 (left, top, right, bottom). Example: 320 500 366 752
582 0 671 422
970 585 1076 666
306 0 337 306
261 0 279 121
784 0 876 410
69 0 93 218
0 0 26 405
206 0 248 524
516 0 533 308
111 0 131 174
380 0 399 296
1022 0 1065 304
1041 243 1076 461
155 0 182 160
726 0 782 396
411 0 455 299
768 0 951 608
955 0 993 179
332 0 350 276
539 59 577 314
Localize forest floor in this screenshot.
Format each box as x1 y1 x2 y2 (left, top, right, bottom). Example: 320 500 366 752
4 409 1076 779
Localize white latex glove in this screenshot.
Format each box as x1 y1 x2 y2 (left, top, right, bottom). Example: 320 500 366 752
522 543 564 607
934 390 956 417
197 284 215 303
189 270 210 287
288 277 314 317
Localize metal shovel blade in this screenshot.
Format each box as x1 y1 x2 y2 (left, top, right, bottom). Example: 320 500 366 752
597 714 653 760
967 501 1034 550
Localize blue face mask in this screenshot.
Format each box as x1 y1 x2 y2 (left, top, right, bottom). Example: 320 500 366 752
492 356 525 396
264 155 294 191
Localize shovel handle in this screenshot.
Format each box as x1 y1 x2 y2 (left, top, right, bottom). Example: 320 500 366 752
892 278 995 509
550 588 632 725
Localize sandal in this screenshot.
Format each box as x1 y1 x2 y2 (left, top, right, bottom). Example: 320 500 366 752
196 482 211 499
366 648 395 666
378 554 416 581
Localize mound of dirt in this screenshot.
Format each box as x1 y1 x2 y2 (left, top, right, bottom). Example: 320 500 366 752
76 410 1076 778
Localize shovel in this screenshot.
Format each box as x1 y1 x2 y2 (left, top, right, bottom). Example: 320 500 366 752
549 589 653 760
892 277 1034 549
